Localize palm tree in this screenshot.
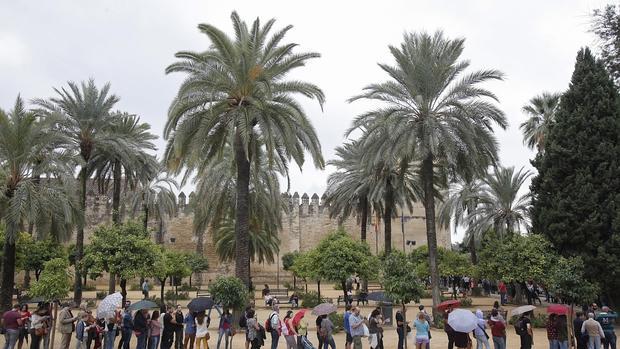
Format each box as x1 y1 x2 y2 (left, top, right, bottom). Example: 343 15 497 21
164 12 324 286
130 170 179 243
212 217 281 264
520 92 561 153
34 79 120 304
325 139 372 241
348 31 506 317
90 113 158 226
0 96 78 311
438 175 485 264
469 166 532 238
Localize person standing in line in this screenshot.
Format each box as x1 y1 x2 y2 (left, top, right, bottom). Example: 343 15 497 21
348 307 365 349
269 305 281 349
17 304 31 349
174 306 184 349
103 314 118 349
575 312 588 349
487 309 506 349
283 311 297 349
183 311 196 349
344 305 352 349
556 315 569 349
315 316 325 349
58 303 78 349
245 310 260 349
582 313 605 349
296 310 309 349
149 311 162 349
395 309 406 349
30 305 50 349
194 313 210 349
518 312 534 349
2 304 22 349
134 309 149 349
414 312 430 349
418 306 432 349
546 314 559 349
216 310 232 349
321 313 336 349
119 307 132 349
597 306 617 349
474 310 490 349
444 307 455 349
162 307 178 349
240 307 251 349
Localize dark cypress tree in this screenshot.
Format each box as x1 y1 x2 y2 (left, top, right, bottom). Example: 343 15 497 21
531 47 620 304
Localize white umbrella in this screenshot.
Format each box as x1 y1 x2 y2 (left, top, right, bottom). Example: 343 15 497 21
447 309 479 333
97 292 123 319
510 305 536 317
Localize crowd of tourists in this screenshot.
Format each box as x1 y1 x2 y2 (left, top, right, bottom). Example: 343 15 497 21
2 297 618 349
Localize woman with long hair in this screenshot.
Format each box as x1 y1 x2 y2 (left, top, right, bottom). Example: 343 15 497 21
194 313 210 349
17 304 31 349
149 311 161 349
283 311 297 349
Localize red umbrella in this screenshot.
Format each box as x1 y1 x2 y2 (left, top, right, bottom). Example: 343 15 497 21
438 300 461 311
292 309 308 328
547 304 569 315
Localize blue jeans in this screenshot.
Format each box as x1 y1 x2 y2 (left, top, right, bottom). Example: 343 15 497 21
323 335 335 349
397 329 404 349
476 335 490 349
137 332 148 349
604 332 617 349
549 339 559 349
558 340 569 349
121 329 132 349
492 336 506 349
217 329 230 349
105 331 116 349
150 336 160 349
270 330 279 349
589 336 602 349
4 329 19 349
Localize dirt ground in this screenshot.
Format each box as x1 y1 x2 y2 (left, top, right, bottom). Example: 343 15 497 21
5 286 606 349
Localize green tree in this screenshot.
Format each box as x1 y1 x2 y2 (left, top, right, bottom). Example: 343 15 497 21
130 170 178 242
592 5 620 85
530 48 620 303
83 221 162 303
209 276 249 311
409 245 472 280
0 96 78 311
29 258 72 301
292 249 322 298
281 251 300 289
383 251 424 336
348 31 506 315
164 12 324 287
520 92 561 153
186 253 209 287
548 256 599 306
313 231 379 303
153 249 191 302
19 238 66 281
34 80 121 304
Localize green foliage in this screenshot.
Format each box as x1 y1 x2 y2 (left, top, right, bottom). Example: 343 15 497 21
410 246 473 278
299 291 327 308
178 284 199 292
292 250 321 281
460 298 473 307
154 249 192 284
19 238 66 279
165 290 189 300
96 291 106 300
548 257 599 305
281 251 300 272
313 231 379 284
29 258 71 301
383 251 424 305
531 48 620 301
476 234 554 284
186 253 209 275
592 5 620 84
83 221 161 281
329 313 344 333
209 276 249 310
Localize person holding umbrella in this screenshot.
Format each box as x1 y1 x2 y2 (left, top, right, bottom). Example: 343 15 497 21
291 309 308 349
517 311 534 349
282 311 297 349
194 313 210 349
134 309 149 349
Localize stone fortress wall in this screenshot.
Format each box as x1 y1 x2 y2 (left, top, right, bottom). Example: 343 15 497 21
83 185 452 285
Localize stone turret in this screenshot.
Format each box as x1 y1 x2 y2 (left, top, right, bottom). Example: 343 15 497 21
320 193 327 213
292 192 300 206
178 192 186 208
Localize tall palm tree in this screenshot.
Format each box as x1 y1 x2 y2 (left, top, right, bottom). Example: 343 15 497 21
212 217 281 264
34 80 121 303
325 140 372 241
130 170 179 243
164 12 324 286
438 175 485 264
469 166 532 238
520 92 561 153
0 96 78 311
349 31 506 317
90 113 158 226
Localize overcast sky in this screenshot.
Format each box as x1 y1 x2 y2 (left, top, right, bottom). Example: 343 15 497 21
0 0 610 203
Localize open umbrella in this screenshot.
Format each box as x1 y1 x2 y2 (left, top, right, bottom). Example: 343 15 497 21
547 304 569 315
366 292 392 303
127 300 159 312
97 292 123 319
311 303 337 316
438 299 461 311
187 297 216 313
447 309 478 333
292 309 308 328
510 305 536 317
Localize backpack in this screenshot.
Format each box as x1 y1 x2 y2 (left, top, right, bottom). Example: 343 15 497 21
514 319 525 335
238 315 247 329
265 313 276 332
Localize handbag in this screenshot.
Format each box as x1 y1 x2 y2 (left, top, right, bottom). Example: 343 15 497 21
406 325 411 333
35 327 47 336
362 324 369 337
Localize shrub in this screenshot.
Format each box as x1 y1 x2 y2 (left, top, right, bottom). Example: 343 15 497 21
86 299 96 308
130 283 153 291
83 285 97 291
460 298 473 307
333 283 342 290
421 290 432 299
96 291 107 300
508 313 547 328
178 284 198 292
165 290 189 300
300 291 327 308
329 313 344 333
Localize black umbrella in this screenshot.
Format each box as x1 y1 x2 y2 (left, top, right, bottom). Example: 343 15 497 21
187 297 215 313
366 292 393 303
127 300 159 312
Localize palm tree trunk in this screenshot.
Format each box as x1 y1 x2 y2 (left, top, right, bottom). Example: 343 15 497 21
143 204 149 234
234 132 251 288
112 160 122 225
157 219 164 244
360 197 368 241
469 238 478 265
383 180 393 255
0 232 17 312
195 232 204 286
422 156 441 323
74 166 87 305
